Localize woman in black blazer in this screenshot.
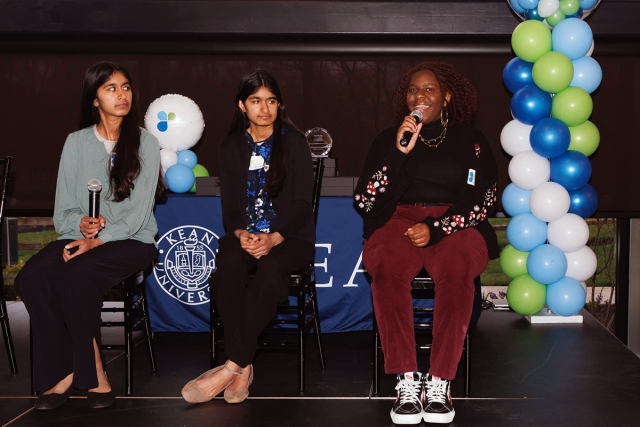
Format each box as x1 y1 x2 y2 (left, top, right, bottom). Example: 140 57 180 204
182 70 315 404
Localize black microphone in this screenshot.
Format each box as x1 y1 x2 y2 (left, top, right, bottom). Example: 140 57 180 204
399 110 424 147
88 179 102 239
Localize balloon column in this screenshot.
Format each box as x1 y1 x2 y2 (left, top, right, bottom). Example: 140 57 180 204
144 94 207 193
501 0 601 316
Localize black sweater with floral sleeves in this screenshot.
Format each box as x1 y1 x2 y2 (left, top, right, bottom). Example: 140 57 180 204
354 121 500 259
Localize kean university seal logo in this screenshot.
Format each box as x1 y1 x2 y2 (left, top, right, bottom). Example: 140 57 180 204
154 225 219 305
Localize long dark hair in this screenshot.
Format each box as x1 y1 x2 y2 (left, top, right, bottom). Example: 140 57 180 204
79 61 166 202
392 62 477 126
228 70 297 196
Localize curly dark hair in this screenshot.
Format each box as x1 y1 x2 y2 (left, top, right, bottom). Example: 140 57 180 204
392 62 477 126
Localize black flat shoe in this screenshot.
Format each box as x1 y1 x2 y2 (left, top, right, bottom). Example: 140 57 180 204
34 385 74 410
87 389 115 409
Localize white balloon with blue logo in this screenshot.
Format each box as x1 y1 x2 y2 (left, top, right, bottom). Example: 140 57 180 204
145 94 205 193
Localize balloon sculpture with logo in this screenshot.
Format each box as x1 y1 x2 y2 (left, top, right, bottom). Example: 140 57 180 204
144 94 207 193
501 0 601 316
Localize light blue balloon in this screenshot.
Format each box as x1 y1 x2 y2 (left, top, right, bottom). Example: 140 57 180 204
570 57 602 94
502 183 532 217
527 244 568 285
165 164 196 193
511 0 526 13
506 213 548 252
518 0 539 10
552 18 593 60
546 276 587 316
579 0 598 10
177 150 198 169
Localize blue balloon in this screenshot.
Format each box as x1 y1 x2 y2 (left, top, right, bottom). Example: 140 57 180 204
567 8 584 18
502 183 532 217
506 213 548 252
177 150 198 169
525 7 544 21
511 85 552 126
568 183 598 218
518 0 539 10
503 58 535 94
527 244 568 285
510 0 526 13
570 57 602 94
579 0 598 10
550 150 592 190
546 277 586 316
530 117 571 159
552 18 593 60
165 164 196 193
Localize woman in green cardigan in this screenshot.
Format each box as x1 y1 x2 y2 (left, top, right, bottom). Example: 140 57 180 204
15 62 164 410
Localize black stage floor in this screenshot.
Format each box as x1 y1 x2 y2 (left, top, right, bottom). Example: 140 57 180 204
1 301 639 426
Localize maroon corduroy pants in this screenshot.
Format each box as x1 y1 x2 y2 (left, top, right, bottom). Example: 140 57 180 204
363 205 488 380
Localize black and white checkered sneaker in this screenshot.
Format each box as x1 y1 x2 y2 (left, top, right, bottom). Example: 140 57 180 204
422 374 455 424
390 372 424 425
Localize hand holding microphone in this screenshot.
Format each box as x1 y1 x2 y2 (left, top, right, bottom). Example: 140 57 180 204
397 110 424 154
79 179 104 239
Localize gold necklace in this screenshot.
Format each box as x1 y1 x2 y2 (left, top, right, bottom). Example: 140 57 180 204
419 126 447 148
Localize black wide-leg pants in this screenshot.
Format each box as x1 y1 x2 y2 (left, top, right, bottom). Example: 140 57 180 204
210 235 315 368
14 239 157 392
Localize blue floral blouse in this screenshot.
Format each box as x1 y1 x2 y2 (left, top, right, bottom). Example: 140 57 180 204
245 131 277 233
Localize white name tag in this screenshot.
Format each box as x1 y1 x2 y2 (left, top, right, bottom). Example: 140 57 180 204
467 169 476 186
249 155 265 170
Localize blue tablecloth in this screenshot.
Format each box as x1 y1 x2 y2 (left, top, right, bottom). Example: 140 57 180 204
145 194 376 333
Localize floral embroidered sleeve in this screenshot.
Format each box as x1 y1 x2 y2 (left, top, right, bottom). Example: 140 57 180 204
354 129 412 216
422 130 499 246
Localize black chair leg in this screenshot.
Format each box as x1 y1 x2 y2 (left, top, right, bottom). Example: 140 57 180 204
1 299 17 374
124 282 134 395
30 321 36 396
297 279 306 392
373 312 381 396
210 301 218 369
139 284 157 373
464 333 471 396
309 281 326 370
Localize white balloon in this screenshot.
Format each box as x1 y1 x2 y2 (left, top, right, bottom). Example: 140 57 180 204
160 148 178 170
501 120 533 157
565 246 598 282
586 40 595 57
529 182 571 222
548 213 590 253
537 0 559 17
508 150 551 190
144 94 205 152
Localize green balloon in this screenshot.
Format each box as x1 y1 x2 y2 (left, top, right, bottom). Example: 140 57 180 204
189 164 210 193
559 0 580 16
511 20 552 63
568 120 600 157
532 51 574 93
552 86 593 127
546 10 566 27
507 275 547 315
500 245 530 279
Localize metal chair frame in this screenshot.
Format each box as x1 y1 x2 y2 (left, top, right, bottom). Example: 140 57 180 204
373 274 482 396
1 156 18 374
210 157 327 391
100 269 158 395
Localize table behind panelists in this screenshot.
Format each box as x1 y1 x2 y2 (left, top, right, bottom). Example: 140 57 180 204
145 194 373 333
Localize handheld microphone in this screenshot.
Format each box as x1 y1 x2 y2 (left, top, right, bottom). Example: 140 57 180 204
399 110 424 147
88 179 102 239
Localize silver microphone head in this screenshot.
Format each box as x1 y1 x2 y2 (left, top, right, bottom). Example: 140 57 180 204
88 179 102 192
410 110 424 123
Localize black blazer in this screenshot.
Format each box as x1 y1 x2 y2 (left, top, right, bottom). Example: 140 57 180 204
218 127 316 244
